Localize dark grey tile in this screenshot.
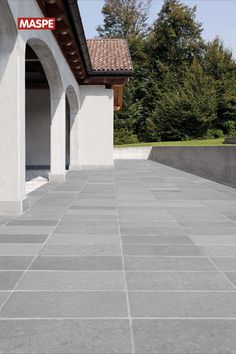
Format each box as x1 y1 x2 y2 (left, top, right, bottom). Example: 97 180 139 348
184 227 236 236
0 291 127 318
189 235 236 245
55 226 118 235
0 235 47 243
200 245 236 257
126 271 233 290
211 257 236 271
48 233 120 244
0 292 9 307
133 319 236 354
0 319 132 354
0 227 53 234
225 272 236 286
120 226 186 236
121 235 193 244
40 244 121 256
124 256 216 271
6 220 57 226
0 257 33 270
16 271 125 290
123 244 202 256
0 271 23 290
30 256 123 270
129 291 236 317
0 244 42 256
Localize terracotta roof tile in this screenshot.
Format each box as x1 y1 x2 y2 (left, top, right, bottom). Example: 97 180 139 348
87 38 133 73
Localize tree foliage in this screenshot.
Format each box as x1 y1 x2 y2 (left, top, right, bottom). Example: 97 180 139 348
97 0 152 39
97 0 236 143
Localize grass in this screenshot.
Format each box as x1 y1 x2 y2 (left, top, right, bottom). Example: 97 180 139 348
114 137 236 148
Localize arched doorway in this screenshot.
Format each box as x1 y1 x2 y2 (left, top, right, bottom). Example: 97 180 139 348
25 44 51 191
25 38 65 190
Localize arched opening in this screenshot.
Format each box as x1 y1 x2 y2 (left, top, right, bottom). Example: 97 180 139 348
25 44 50 191
66 86 80 170
25 38 64 191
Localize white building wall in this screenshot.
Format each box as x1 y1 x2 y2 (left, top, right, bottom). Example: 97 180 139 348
78 86 114 167
0 0 116 213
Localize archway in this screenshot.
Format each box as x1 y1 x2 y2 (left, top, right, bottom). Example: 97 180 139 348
25 38 65 188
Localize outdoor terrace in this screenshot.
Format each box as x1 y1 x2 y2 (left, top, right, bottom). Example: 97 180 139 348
0 159 236 353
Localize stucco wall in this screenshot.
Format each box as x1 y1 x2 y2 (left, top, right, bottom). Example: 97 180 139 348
78 85 114 167
150 146 236 187
114 147 152 159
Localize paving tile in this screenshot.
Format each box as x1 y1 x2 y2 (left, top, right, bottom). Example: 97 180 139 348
0 227 53 234
55 226 119 235
17 210 64 220
0 256 33 270
124 256 216 271
184 227 236 236
225 272 236 287
39 244 121 256
59 220 118 227
65 214 117 220
0 319 132 354
0 244 42 256
48 234 120 244
129 291 236 318
16 271 125 290
6 220 57 226
123 244 202 256
0 234 47 243
189 235 236 245
121 235 193 244
120 226 186 236
30 256 123 270
200 245 236 257
126 271 233 290
178 221 236 228
133 319 236 354
210 257 236 271
0 271 23 290
0 291 127 318
0 292 10 307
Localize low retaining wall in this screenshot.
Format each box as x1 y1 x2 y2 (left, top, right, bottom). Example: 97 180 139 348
114 146 152 159
150 146 236 187
224 136 236 144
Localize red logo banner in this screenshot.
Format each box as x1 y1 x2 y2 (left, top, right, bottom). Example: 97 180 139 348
18 18 56 30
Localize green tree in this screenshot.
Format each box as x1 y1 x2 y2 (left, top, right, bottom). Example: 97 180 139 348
149 61 217 141
97 0 152 39
97 0 153 143
203 38 236 135
148 0 205 77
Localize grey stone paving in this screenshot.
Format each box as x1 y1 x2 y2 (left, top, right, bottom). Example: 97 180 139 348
0 159 236 353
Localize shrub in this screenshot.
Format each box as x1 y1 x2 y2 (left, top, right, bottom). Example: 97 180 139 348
206 129 224 139
114 127 139 145
223 120 236 137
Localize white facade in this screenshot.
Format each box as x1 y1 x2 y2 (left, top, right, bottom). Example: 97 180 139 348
0 0 114 213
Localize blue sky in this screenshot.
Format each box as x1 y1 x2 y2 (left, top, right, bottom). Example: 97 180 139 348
78 0 236 57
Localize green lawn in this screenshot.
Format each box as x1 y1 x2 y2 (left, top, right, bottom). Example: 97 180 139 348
114 138 236 148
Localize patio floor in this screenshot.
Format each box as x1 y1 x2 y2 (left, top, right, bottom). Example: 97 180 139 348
0 159 236 353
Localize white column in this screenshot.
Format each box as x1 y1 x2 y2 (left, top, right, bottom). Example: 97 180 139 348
0 39 28 213
69 110 80 170
78 85 114 167
49 92 66 182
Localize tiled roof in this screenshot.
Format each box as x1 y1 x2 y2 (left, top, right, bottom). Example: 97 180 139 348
87 38 133 73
